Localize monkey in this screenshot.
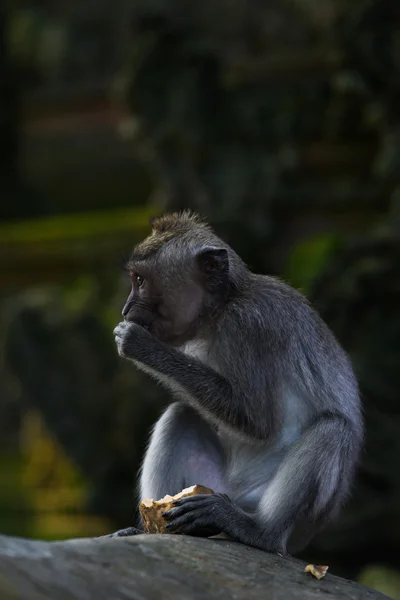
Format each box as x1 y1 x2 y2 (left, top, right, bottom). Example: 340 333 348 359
110 210 363 555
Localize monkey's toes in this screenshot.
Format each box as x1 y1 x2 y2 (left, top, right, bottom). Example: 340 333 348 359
105 526 143 538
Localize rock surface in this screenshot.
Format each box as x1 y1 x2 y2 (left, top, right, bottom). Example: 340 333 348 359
0 534 390 600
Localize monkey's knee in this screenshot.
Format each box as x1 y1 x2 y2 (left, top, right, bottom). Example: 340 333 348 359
158 402 213 431
148 402 221 449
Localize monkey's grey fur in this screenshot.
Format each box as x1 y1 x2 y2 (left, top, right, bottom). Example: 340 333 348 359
111 211 363 555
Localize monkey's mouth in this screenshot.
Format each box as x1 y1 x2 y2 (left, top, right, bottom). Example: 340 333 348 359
137 320 151 331
126 316 152 331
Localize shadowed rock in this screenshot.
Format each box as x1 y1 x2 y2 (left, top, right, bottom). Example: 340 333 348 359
0 534 390 600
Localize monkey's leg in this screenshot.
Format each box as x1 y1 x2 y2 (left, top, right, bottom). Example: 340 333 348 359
104 403 227 539
140 402 227 500
163 414 355 553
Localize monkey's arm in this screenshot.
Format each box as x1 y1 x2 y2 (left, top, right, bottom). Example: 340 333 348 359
114 321 269 439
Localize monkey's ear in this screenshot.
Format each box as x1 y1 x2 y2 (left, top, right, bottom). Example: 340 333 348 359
197 247 229 275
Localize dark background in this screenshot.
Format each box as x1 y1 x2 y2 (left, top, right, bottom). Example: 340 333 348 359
1 1 400 596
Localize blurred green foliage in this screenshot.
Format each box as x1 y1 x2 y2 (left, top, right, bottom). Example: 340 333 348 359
284 233 340 293
359 566 400 600
0 207 154 244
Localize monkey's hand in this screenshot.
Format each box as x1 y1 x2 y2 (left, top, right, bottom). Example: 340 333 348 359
162 493 234 537
114 321 154 360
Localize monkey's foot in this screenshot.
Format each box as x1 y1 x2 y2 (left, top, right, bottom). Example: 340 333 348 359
101 526 144 538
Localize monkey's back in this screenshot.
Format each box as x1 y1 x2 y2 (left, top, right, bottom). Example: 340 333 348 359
212 273 362 442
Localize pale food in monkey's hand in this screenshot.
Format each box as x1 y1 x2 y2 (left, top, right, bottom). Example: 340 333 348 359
139 484 214 534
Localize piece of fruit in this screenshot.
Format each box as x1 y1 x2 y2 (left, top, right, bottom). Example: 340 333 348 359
304 564 329 579
139 484 215 534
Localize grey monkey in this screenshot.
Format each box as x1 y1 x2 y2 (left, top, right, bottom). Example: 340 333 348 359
111 211 363 554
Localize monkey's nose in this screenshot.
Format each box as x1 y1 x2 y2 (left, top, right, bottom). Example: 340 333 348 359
122 301 133 318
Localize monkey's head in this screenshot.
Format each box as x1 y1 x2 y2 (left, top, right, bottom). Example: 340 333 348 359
122 211 244 346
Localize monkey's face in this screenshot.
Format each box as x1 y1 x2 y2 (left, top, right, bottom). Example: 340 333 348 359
122 243 229 346
122 270 204 346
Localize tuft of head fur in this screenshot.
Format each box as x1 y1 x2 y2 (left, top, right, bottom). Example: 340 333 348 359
132 210 213 261
151 210 210 235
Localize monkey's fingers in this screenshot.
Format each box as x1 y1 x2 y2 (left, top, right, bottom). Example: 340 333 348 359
164 506 221 535
113 322 127 337
163 504 208 526
164 497 221 525
171 493 221 508
162 506 186 522
162 497 211 523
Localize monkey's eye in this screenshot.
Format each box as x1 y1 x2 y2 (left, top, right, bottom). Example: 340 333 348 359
135 274 145 288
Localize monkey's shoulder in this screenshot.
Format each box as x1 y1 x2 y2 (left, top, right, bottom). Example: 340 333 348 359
252 274 312 307
224 274 316 333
